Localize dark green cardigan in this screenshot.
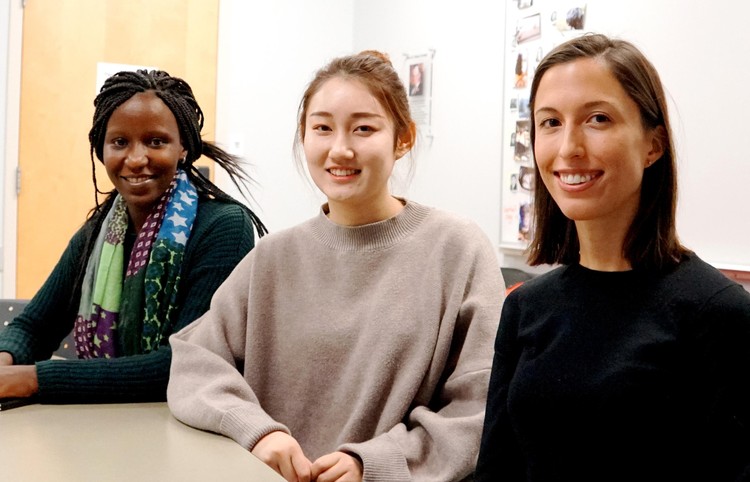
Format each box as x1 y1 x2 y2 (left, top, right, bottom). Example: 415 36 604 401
0 198 255 403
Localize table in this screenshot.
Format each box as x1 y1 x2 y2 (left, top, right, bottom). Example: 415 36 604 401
0 402 285 482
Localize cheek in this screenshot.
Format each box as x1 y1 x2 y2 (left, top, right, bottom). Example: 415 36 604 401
533 139 556 168
304 138 329 165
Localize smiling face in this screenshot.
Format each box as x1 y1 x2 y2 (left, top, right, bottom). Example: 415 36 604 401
103 91 187 229
533 57 663 233
303 77 410 225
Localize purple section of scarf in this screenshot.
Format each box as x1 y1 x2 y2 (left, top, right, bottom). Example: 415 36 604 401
74 306 118 359
125 181 174 278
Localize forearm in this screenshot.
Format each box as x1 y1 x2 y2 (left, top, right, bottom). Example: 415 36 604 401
35 348 171 403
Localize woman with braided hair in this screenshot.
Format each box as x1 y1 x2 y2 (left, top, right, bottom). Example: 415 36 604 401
0 69 266 404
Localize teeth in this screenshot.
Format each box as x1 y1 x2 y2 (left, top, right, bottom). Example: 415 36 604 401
329 169 357 176
561 173 593 185
125 176 151 183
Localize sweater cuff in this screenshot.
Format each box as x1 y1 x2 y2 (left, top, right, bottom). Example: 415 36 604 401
339 434 411 482
0 341 31 365
219 405 290 451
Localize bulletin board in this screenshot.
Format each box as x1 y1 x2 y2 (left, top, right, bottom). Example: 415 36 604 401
499 0 588 249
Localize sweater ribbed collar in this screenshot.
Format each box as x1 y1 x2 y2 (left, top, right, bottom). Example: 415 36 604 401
309 199 432 252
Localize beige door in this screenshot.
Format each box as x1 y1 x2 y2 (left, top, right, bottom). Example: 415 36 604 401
17 0 219 298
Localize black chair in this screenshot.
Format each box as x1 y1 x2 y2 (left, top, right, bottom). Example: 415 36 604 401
0 299 77 359
501 267 535 291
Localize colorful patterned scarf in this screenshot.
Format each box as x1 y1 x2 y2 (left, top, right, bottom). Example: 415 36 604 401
74 170 198 358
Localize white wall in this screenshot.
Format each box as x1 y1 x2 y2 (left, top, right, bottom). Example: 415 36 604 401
217 0 750 280
581 1 750 272
216 0 506 254
215 0 354 233
1 1 745 289
353 0 506 256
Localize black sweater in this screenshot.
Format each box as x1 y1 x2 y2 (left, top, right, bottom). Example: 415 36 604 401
477 254 750 481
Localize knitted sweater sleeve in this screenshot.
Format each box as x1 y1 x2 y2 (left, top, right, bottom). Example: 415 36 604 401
167 248 290 448
339 230 505 482
0 201 255 404
689 284 750 480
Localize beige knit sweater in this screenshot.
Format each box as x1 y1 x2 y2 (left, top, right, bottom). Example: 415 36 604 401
167 201 505 481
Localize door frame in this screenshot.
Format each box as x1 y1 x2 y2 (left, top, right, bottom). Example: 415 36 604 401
2 0 22 298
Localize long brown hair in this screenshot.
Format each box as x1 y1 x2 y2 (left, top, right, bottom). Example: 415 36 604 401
526 34 689 270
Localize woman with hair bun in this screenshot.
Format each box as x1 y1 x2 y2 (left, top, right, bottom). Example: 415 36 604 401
167 51 504 482
0 69 265 404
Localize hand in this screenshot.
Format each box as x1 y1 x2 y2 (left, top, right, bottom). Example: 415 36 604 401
0 364 39 397
311 451 363 482
251 431 312 482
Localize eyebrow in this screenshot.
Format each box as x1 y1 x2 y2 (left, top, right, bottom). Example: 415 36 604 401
534 100 617 116
308 111 385 120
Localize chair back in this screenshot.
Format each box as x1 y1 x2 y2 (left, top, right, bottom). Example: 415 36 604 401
0 299 77 359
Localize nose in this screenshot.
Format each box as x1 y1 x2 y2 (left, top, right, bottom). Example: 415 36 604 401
559 125 585 160
125 143 148 168
330 132 354 161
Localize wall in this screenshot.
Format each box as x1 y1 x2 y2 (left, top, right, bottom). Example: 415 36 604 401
215 0 505 255
215 0 750 290
579 0 750 272
3 1 749 291
353 0 506 258
215 0 354 232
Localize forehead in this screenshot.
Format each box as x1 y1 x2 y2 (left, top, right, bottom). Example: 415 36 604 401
535 58 635 111
307 77 387 117
108 91 177 127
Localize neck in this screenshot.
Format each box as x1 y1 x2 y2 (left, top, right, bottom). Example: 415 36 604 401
576 218 632 271
127 209 145 235
327 196 404 226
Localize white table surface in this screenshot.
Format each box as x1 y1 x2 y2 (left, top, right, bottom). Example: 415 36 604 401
0 402 285 482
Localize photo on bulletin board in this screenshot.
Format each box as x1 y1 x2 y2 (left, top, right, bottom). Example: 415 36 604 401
403 52 434 135
408 62 425 97
513 120 531 163
515 13 542 44
550 4 587 32
513 50 529 88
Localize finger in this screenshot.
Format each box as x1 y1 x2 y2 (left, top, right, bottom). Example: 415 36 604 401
312 453 347 482
277 453 299 482
291 452 313 482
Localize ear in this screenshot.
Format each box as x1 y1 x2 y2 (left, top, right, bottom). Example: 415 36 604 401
395 122 416 160
644 125 666 168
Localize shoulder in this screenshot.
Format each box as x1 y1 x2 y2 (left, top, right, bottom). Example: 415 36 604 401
251 217 314 253
410 202 491 247
506 265 566 300
195 198 252 223
663 253 744 299
186 198 256 254
192 199 254 235
666 253 750 314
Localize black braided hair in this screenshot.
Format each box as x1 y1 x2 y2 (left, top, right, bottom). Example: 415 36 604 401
87 69 266 236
